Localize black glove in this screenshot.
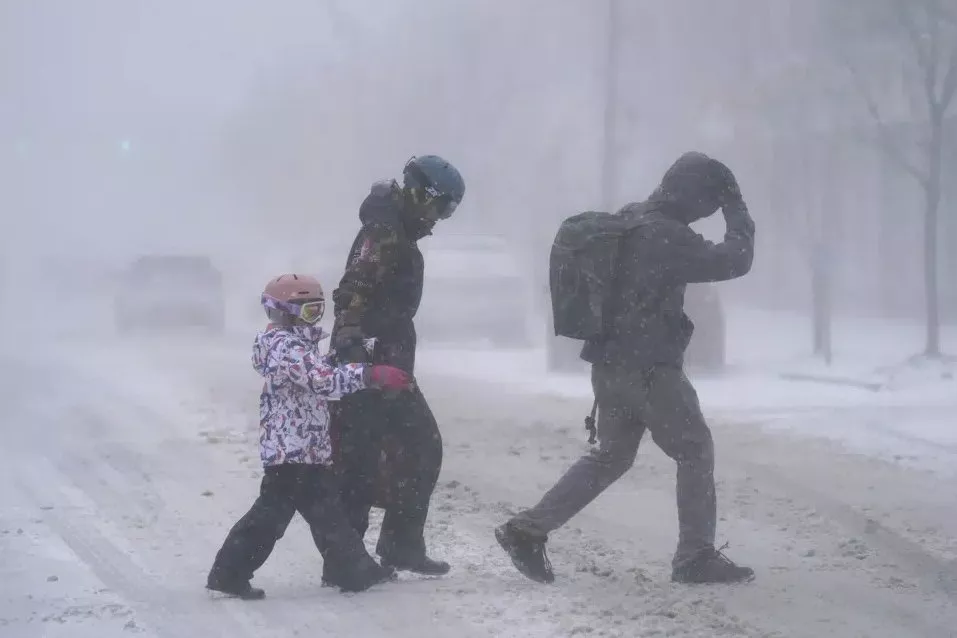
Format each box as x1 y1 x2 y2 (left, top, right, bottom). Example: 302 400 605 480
722 198 755 239
711 159 742 209
331 325 369 363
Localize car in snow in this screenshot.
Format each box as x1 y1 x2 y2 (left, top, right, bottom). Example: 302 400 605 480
416 234 533 348
114 254 226 334
545 282 726 373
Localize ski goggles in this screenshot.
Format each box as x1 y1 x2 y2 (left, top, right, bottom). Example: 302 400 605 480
423 185 458 220
405 158 459 220
261 294 325 324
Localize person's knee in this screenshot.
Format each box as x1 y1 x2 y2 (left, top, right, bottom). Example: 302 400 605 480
237 506 292 544
588 446 638 479
269 519 290 541
264 503 296 540
667 427 714 470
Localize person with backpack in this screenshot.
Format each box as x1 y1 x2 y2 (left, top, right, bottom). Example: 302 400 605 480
206 274 411 599
328 155 466 582
495 151 756 585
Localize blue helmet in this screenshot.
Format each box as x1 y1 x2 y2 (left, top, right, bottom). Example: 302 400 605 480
402 155 465 218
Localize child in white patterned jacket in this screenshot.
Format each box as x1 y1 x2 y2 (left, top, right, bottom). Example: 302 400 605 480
207 274 414 599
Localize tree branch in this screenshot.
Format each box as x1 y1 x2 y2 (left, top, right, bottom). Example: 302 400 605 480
897 0 935 80
920 0 957 27
938 43 957 110
844 60 929 185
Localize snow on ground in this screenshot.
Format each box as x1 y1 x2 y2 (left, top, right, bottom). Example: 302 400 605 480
1 306 956 637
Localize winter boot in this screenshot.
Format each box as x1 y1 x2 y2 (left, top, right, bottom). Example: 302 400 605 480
320 562 338 588
325 560 397 593
672 545 755 584
380 555 451 576
206 575 266 600
495 522 554 584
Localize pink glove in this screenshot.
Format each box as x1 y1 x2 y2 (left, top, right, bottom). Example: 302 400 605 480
366 365 414 391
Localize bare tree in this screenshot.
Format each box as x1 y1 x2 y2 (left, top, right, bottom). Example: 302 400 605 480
738 53 849 363
826 0 957 357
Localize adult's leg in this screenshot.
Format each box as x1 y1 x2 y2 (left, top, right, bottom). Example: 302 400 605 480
643 367 753 583
376 387 446 572
507 364 647 538
640 366 716 567
496 364 648 584
334 391 387 539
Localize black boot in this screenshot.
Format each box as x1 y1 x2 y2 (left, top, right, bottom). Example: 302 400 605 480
323 558 397 592
206 575 266 600
494 522 554 584
335 562 397 593
380 554 450 576
320 562 338 588
672 545 755 584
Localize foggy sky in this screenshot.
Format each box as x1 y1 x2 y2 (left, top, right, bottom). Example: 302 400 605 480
2 1 949 321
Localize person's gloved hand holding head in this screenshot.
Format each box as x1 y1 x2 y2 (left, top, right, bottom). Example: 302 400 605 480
651 151 742 224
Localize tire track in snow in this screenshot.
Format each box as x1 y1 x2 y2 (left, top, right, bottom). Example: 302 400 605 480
4 356 440 638
424 382 957 638
76 390 491 638
733 454 957 600
24 341 957 637
17 350 494 638
438 460 957 638
11 460 257 638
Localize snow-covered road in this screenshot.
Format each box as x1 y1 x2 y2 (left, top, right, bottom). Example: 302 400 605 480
1 334 956 637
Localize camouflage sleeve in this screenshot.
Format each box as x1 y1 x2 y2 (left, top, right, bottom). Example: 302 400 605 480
273 335 367 398
332 224 402 329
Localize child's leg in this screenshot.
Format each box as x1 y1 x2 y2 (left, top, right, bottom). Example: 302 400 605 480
207 466 296 593
291 464 394 592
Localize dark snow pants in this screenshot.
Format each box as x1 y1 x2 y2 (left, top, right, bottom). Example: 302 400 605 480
334 386 443 563
508 364 716 567
208 464 376 585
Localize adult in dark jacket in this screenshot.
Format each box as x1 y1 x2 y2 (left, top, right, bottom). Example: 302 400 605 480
328 155 465 580
495 151 756 585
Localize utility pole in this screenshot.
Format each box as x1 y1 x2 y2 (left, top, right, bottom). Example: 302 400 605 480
600 0 621 212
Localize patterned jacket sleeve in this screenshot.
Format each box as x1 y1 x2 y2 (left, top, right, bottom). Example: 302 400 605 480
273 335 367 399
333 223 402 329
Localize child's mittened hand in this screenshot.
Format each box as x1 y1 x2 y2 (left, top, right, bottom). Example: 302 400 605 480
367 365 414 391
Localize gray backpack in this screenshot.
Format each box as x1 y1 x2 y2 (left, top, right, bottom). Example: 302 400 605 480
549 208 650 444
548 209 650 341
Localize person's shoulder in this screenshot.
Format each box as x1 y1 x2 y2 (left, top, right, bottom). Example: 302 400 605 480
369 179 397 198
618 205 689 242
640 212 697 242
253 325 302 374
358 179 403 231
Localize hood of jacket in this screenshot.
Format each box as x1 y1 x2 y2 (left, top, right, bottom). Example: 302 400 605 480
647 151 734 224
359 180 403 227
359 180 434 240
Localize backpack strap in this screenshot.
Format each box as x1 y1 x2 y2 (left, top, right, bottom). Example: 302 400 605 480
601 209 653 333
585 207 653 445
584 397 599 444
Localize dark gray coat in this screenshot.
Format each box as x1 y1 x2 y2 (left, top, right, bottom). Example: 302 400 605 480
582 152 755 369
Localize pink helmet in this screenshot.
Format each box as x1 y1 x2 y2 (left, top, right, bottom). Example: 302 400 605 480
261 274 325 324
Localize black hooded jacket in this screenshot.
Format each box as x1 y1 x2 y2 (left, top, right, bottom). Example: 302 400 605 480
331 180 424 372
581 152 755 369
